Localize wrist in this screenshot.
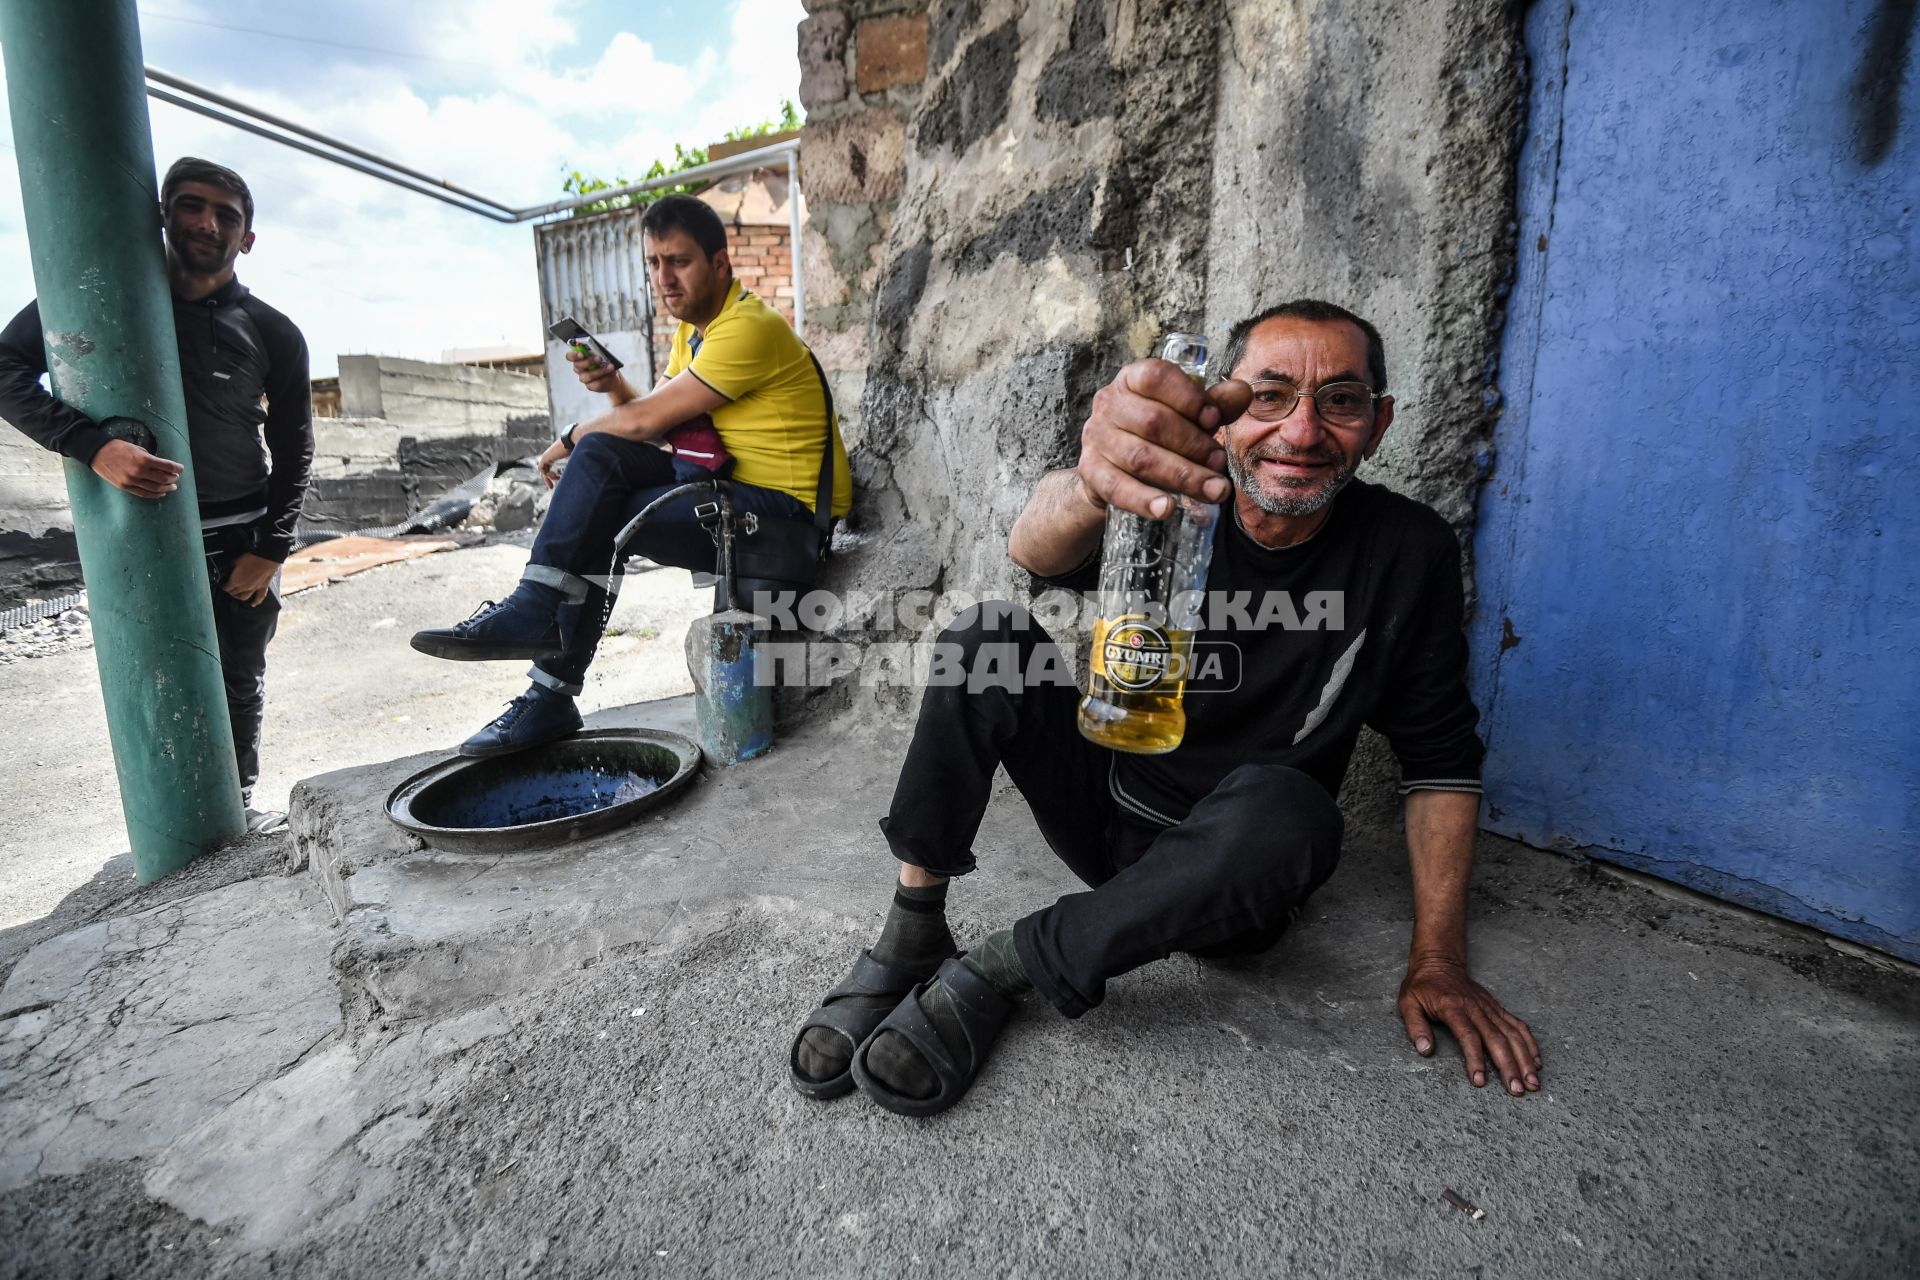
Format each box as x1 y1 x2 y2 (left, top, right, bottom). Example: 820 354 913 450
1073 471 1107 514
560 423 579 452
1407 943 1467 971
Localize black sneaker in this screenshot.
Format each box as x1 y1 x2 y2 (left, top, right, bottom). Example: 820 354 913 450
458 685 583 757
411 593 563 662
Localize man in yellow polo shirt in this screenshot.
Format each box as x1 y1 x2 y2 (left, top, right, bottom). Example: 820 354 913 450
411 195 851 756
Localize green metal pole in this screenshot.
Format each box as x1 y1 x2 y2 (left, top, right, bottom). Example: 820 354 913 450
1 0 245 880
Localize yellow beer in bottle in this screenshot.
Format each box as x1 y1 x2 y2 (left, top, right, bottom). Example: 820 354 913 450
1078 332 1220 754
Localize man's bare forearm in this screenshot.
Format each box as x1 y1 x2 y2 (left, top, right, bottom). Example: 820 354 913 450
1008 467 1107 577
1403 789 1482 963
590 397 673 441
1396 787 1541 1094
573 400 668 444
575 372 725 445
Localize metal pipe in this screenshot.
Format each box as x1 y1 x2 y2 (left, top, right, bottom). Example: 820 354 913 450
640 222 660 386
145 67 518 213
147 88 518 223
786 150 806 335
144 69 807 227
505 140 802 223
2 1 246 879
612 481 719 554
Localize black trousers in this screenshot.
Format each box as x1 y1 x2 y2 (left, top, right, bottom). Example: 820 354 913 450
881 603 1345 1018
203 525 280 803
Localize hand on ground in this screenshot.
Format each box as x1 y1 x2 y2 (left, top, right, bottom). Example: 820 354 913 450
566 347 624 396
90 439 182 499
1077 359 1251 519
1397 956 1542 1096
221 552 279 607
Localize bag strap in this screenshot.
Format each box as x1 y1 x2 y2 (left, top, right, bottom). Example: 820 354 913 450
706 289 839 546
805 350 839 541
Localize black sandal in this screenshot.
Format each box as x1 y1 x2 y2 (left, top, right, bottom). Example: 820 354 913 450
789 949 936 1100
849 956 1015 1118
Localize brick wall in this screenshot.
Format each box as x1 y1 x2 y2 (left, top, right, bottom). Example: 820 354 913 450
730 227 796 321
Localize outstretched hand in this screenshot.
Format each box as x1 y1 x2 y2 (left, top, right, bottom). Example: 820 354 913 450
1398 956 1541 1095
1077 358 1251 520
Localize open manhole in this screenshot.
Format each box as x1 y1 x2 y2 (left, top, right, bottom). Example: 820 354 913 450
386 728 702 853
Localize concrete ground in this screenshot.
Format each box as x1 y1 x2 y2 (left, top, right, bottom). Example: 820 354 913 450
0 542 710 933
0 551 1916 1278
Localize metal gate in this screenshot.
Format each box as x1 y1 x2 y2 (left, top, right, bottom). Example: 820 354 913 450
534 208 655 430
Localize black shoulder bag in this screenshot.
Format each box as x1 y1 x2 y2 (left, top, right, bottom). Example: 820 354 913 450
723 350 841 586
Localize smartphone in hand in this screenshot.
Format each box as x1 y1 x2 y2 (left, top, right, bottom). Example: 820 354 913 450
548 316 624 371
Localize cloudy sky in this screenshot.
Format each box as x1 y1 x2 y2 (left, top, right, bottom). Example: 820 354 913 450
0 0 805 376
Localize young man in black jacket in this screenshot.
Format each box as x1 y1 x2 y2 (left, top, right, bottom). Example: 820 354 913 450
0 157 313 832
789 300 1543 1116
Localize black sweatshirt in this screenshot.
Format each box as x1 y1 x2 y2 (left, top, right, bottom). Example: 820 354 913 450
0 278 314 562
1045 478 1486 825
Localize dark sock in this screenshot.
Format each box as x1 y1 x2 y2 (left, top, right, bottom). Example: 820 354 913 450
962 928 1032 1000
870 881 955 973
864 927 1031 1100
795 880 955 1084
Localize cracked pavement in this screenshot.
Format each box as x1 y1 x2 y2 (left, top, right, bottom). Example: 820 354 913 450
0 877 339 1193
0 701 1916 1278
0 551 1914 1278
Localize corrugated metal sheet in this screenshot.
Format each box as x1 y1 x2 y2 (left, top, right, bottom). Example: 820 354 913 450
534 208 656 386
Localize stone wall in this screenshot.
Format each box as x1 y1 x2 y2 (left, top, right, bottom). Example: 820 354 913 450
1204 0 1525 544
794 0 1528 757
840 0 1228 616
797 0 932 451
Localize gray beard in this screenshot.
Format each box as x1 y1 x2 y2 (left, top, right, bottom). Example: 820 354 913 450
1225 447 1358 517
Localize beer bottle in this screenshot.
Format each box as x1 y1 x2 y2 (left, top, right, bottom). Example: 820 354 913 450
1077 332 1220 754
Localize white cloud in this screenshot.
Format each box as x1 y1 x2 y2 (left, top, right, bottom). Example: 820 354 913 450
687 0 808 142
411 0 581 73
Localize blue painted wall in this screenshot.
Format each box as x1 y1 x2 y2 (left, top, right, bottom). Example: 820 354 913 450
1473 0 1920 959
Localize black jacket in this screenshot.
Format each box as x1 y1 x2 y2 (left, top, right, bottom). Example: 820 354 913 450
1044 479 1487 822
0 278 314 562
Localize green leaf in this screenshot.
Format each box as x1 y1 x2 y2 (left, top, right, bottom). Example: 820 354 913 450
561 101 807 217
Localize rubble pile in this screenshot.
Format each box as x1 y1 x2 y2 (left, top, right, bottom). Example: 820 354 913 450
460 464 548 535
0 603 91 664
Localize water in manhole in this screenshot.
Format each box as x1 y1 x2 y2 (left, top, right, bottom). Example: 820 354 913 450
386 728 702 852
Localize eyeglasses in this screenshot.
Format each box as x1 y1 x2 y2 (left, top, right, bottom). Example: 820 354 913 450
1245 380 1379 427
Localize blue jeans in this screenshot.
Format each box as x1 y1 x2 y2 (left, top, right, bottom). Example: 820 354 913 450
528 431 810 691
